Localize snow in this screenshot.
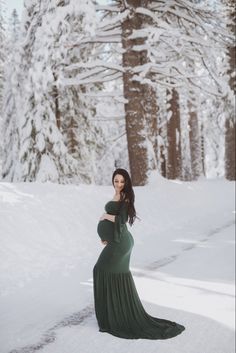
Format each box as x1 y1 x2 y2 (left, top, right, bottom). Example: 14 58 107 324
0 173 235 353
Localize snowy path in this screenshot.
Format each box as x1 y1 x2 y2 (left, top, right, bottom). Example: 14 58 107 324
6 220 235 353
0 179 235 353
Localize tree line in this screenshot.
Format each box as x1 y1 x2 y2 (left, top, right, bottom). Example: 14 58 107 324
0 0 235 185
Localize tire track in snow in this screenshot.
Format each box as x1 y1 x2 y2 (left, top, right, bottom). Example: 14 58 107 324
131 219 235 298
9 303 94 353
144 219 235 271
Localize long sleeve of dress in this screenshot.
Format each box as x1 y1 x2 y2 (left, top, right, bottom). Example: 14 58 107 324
114 201 128 243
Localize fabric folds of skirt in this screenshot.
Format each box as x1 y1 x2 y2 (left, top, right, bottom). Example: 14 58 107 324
93 264 185 340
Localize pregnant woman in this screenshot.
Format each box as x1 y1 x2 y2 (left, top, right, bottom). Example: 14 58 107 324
93 168 185 339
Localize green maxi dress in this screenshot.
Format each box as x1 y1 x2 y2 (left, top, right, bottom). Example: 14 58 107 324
93 200 185 339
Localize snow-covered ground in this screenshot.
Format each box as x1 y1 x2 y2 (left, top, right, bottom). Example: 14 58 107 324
0 172 235 353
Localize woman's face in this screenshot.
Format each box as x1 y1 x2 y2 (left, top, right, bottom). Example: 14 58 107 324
113 174 125 193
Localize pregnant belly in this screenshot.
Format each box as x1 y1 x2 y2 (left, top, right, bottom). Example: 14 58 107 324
97 219 114 242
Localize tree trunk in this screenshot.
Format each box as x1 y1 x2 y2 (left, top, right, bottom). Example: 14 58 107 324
144 81 159 171
225 4 235 180
121 0 158 186
67 116 78 155
159 126 167 178
188 101 202 180
225 118 235 180
200 123 206 176
52 72 61 129
166 88 181 179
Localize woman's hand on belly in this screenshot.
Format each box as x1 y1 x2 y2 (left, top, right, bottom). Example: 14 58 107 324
99 213 106 221
99 213 115 222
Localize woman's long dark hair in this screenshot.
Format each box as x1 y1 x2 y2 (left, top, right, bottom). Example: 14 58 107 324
112 168 137 226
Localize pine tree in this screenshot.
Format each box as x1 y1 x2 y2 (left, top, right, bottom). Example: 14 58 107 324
0 0 6 176
58 0 105 183
1 9 21 181
13 0 102 183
